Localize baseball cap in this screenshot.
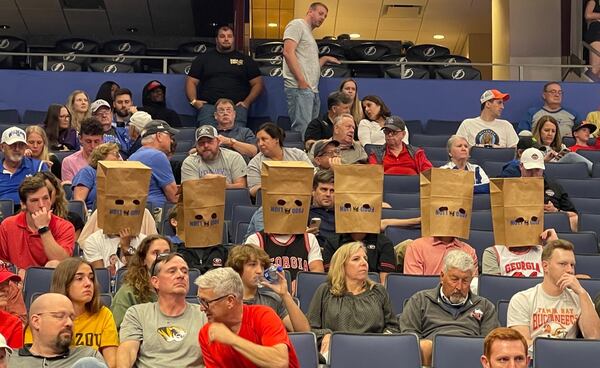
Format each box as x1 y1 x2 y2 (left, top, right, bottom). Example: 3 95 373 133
480 89 510 104
1 126 26 145
517 136 540 151
90 99 111 113
520 148 545 170
572 121 597 134
381 116 406 131
314 140 340 157
0 333 12 355
128 111 153 132
0 264 21 284
195 125 218 141
140 120 179 138
147 80 164 91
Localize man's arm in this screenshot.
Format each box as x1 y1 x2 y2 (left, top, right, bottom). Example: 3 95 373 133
163 182 179 204
558 274 600 339
481 247 501 275
282 39 309 89
219 136 258 157
185 76 207 110
227 176 247 189
402 242 424 275
207 323 289 368
507 291 533 346
116 340 140 368
239 76 264 108
510 325 533 347
33 208 72 260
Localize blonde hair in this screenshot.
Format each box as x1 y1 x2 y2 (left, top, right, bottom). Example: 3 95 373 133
25 125 50 161
328 241 374 296
66 90 91 131
88 142 119 169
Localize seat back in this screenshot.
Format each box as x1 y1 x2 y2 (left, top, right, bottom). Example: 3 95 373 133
383 192 420 209
423 119 462 135
434 65 481 80
557 179 600 199
478 274 541 306
383 175 420 194
289 332 319 368
533 338 600 367
544 212 572 232
432 334 485 368
544 162 590 179
470 147 516 165
575 254 600 278
384 65 430 79
557 231 599 254
496 299 509 327
55 38 99 66
329 333 421 368
225 188 252 221
410 134 450 148
0 199 14 221
470 211 493 231
88 61 135 73
384 226 421 245
0 36 27 69
348 42 390 61
385 273 439 315
320 64 351 78
481 161 506 179
23 267 54 309
178 41 215 57
296 271 327 313
422 147 450 162
168 62 192 75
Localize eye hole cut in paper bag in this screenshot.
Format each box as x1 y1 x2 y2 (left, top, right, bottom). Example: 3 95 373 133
261 161 314 234
176 176 226 248
490 177 544 247
420 168 474 239
96 160 151 235
334 164 383 234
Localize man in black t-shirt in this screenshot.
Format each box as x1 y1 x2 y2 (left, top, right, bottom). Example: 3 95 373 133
185 25 263 126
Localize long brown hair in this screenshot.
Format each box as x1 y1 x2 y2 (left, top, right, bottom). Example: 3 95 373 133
51 257 102 314
124 235 173 302
532 115 562 152
25 125 50 161
34 172 68 219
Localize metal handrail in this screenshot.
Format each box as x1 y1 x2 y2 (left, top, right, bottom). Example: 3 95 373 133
0 50 595 80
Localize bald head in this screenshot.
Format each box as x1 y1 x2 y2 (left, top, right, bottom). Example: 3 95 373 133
30 293 72 316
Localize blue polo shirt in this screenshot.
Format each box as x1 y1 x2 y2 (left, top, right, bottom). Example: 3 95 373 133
0 157 48 204
72 165 97 209
128 147 175 207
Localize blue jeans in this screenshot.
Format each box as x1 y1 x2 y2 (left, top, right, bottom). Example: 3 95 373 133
72 357 108 368
196 103 248 127
285 87 320 135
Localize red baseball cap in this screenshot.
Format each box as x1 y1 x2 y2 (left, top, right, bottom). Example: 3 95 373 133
0 265 21 284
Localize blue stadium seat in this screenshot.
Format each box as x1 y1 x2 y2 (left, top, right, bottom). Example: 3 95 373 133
404 120 423 135
187 268 201 296
22 110 47 125
478 274 541 306
23 267 53 309
0 199 14 221
470 210 493 231
544 163 590 179
469 147 515 165
383 192 420 209
580 213 600 233
225 188 252 221
385 273 439 315
481 161 506 178
463 230 495 270
557 231 599 254
556 179 600 198
383 175 420 194
230 204 258 241
578 149 600 163
473 194 491 210
575 254 600 278
544 212 572 232
423 146 450 162
234 222 250 244
432 335 484 368
285 130 303 143
53 151 76 163
296 271 327 313
593 163 600 178
569 197 600 215
68 200 86 225
173 127 196 141
430 160 447 167
178 114 196 126
579 278 600 299
276 116 292 131
175 140 194 153
533 338 600 368
0 109 20 124
410 134 450 148
423 119 461 135
496 299 509 327
289 332 319 368
384 226 421 245
381 208 421 219
329 333 421 368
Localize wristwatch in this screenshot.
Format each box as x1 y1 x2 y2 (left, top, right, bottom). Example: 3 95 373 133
189 99 197 106
37 226 50 235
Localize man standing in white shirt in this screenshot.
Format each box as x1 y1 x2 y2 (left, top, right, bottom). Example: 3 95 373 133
456 89 519 148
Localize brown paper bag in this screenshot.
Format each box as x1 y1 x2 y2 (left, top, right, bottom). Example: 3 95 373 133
261 161 314 234
420 168 474 238
96 161 151 235
176 176 226 247
334 165 383 234
490 177 544 247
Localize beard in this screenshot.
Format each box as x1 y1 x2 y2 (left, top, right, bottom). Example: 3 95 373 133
54 329 73 351
115 109 129 118
448 292 468 305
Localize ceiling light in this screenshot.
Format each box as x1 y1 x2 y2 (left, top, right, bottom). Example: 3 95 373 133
126 27 138 33
433 34 445 40
267 23 278 28
0 25 10 30
349 33 361 39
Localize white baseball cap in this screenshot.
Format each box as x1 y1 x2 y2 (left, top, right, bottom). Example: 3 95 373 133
1 126 26 145
90 99 111 113
0 333 13 355
128 111 153 132
521 148 545 170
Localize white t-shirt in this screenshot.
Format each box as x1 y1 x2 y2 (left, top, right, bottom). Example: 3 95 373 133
282 19 320 91
357 119 409 146
245 233 323 265
456 116 519 148
508 283 582 350
83 230 147 274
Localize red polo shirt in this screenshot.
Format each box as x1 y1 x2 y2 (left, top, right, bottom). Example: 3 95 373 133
374 145 418 175
0 212 75 269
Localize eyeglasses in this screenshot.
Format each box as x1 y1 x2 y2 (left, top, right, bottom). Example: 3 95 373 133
36 311 75 322
59 114 71 119
318 148 341 158
216 108 234 115
149 252 183 276
383 129 402 136
197 294 231 309
545 90 563 95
